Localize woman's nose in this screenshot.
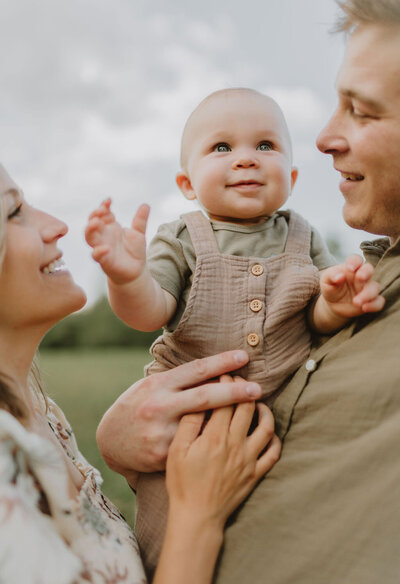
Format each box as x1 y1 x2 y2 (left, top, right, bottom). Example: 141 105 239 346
39 210 68 242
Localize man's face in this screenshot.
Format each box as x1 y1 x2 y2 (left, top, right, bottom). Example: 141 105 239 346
317 23 400 243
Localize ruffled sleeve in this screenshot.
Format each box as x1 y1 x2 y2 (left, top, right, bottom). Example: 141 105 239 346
0 410 84 584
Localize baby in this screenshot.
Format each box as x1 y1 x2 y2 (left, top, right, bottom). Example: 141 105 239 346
86 88 383 578
86 87 383 402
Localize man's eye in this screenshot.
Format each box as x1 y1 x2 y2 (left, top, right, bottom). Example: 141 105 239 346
7 204 22 220
214 143 231 152
257 141 273 151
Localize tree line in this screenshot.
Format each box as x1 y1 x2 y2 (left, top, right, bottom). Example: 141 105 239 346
40 296 160 349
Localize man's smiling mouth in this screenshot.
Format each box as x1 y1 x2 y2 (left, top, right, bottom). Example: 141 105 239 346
341 172 364 181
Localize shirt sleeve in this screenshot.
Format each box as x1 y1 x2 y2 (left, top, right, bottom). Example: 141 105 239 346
0 414 84 584
310 227 337 270
147 220 192 302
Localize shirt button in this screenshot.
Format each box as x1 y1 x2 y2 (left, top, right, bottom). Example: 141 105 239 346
305 359 317 372
249 299 263 312
247 333 260 347
251 264 264 276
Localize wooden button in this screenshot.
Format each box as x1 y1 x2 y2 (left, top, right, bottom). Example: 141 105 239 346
249 299 263 312
251 264 264 276
247 333 260 347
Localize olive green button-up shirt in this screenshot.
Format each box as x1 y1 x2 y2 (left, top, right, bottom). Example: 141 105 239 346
214 237 400 584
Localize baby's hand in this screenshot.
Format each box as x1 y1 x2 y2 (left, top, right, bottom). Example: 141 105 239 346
85 198 150 285
320 254 385 319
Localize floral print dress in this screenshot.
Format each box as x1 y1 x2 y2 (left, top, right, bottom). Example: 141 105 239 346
0 400 147 584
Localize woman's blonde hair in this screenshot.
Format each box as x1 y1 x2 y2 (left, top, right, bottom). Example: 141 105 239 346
335 0 400 32
0 192 48 420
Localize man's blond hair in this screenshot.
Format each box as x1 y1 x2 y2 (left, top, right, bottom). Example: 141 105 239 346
335 0 400 32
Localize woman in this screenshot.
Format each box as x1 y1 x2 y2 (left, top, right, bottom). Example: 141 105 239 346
0 163 281 584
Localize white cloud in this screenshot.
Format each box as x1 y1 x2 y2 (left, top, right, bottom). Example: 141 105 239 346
263 86 329 131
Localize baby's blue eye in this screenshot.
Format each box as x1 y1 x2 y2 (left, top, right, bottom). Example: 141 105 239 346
214 143 231 152
257 141 273 151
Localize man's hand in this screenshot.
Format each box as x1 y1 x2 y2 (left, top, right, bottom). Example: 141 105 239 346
96 350 261 485
85 198 150 285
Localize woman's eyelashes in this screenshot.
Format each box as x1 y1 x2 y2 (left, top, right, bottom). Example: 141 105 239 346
7 203 22 220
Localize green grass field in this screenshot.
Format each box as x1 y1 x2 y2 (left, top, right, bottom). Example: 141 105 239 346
39 347 150 526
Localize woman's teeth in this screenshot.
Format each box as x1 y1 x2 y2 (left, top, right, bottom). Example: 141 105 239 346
42 259 65 274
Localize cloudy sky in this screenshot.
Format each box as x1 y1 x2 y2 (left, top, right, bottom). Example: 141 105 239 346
1 0 370 303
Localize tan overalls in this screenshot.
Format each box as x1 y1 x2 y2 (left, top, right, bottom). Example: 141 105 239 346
137 209 320 579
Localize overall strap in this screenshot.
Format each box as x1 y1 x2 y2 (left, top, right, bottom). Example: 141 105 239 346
284 210 312 255
182 211 220 257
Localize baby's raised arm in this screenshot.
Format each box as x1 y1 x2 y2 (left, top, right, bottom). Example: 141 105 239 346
85 199 176 331
309 254 385 334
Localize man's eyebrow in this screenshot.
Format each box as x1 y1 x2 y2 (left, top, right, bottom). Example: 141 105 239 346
339 88 385 112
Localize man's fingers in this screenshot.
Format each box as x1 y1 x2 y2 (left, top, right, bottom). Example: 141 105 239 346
171 379 261 416
255 433 282 479
131 203 150 234
151 351 250 393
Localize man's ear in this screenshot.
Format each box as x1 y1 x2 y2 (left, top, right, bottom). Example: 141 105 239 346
290 167 298 190
176 172 197 201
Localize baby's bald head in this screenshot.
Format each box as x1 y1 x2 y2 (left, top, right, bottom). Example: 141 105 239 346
180 88 293 171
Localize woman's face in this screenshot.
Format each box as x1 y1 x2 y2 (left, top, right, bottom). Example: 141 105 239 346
0 165 86 331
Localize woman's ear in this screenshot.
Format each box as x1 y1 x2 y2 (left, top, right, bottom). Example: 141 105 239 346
176 172 197 201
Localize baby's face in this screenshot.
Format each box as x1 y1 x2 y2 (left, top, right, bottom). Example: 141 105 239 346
177 91 297 224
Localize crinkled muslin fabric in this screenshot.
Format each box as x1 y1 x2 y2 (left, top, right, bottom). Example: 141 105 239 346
136 209 335 580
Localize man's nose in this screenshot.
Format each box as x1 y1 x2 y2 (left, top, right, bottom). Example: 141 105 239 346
316 112 348 155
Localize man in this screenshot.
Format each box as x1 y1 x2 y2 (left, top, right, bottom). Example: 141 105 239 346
97 1 400 581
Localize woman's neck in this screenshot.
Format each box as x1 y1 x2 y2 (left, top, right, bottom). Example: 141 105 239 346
0 326 42 411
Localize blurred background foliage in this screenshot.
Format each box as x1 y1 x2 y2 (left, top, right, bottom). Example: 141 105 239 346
41 295 161 349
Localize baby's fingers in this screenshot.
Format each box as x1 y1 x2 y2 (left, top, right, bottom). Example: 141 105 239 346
91 244 111 263
354 280 385 313
131 204 150 235
353 261 374 283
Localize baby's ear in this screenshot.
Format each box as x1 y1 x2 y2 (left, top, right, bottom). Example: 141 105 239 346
176 172 197 201
290 167 298 190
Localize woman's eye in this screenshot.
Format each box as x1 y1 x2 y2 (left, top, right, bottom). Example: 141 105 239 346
214 143 231 152
7 204 22 220
257 141 273 151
